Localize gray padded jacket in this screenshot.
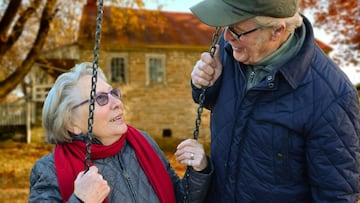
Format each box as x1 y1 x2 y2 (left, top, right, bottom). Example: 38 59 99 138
29 132 212 203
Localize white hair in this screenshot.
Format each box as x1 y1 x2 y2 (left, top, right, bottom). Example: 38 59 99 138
42 62 107 144
254 12 303 33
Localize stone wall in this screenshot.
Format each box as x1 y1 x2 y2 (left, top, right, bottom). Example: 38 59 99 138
80 48 211 144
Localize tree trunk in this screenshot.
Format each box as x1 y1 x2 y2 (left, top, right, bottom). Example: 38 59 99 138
0 0 58 99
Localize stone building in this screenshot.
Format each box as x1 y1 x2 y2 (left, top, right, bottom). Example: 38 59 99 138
28 1 333 143
33 2 215 142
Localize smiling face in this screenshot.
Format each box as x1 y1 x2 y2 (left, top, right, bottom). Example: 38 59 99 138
223 18 284 65
69 75 127 145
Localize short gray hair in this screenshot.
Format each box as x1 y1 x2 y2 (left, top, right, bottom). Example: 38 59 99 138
42 62 107 144
254 12 303 33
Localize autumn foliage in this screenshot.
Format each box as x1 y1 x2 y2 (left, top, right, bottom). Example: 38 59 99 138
300 0 360 66
0 0 359 99
0 0 150 99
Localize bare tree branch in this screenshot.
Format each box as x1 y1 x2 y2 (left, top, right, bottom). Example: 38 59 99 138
0 0 43 57
0 0 58 98
0 0 22 43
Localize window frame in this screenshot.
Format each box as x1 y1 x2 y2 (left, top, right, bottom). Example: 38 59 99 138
108 53 129 85
145 54 166 85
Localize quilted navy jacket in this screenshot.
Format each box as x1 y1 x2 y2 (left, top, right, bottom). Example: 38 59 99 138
192 17 360 202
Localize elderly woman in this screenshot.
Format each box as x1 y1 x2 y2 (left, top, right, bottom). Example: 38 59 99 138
29 62 212 203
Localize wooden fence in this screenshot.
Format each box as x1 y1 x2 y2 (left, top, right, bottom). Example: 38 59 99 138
0 99 26 125
0 98 33 143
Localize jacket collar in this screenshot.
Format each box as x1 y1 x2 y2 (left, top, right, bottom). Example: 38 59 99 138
224 15 316 90
278 16 316 89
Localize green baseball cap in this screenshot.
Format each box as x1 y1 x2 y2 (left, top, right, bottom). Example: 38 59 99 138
190 0 299 26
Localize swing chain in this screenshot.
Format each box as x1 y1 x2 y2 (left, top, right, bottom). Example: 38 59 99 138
184 26 221 202
84 0 104 173
192 26 221 140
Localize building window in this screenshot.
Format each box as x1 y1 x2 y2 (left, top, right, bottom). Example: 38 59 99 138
110 56 127 84
146 54 165 85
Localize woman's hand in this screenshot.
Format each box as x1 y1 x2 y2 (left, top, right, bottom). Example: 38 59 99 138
175 139 208 171
74 166 110 203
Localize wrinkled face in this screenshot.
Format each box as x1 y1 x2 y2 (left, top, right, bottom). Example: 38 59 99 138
70 75 127 145
224 19 276 65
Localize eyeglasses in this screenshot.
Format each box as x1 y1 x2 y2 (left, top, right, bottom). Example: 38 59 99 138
226 26 261 41
72 88 121 110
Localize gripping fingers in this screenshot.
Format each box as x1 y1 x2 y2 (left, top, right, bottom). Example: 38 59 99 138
192 60 215 88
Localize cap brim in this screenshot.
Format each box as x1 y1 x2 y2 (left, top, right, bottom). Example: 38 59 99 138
190 0 254 27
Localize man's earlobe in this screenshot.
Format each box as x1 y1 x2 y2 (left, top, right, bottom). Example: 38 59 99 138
272 25 286 40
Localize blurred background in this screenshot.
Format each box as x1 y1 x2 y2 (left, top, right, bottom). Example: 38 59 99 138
0 0 359 202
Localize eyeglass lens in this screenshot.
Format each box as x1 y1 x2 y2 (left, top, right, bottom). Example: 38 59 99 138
227 26 260 40
95 88 121 106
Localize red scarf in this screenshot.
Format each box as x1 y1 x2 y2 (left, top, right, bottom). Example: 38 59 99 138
54 125 175 203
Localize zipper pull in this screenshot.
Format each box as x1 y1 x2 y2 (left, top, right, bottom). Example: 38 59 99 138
123 171 131 180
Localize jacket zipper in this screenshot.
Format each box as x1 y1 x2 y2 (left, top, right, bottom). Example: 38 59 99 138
119 159 138 203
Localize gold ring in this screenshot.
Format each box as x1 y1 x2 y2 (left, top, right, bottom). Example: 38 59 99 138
190 152 195 160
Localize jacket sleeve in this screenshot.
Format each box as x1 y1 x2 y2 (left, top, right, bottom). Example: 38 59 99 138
181 157 213 203
163 153 213 203
191 79 221 111
28 153 82 203
140 131 213 203
308 90 360 202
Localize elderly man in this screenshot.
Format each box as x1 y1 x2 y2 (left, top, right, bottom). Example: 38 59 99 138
190 0 360 202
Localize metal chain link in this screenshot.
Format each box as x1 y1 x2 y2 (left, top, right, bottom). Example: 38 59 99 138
83 3 220 199
192 26 221 140
84 0 104 173
184 26 221 203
